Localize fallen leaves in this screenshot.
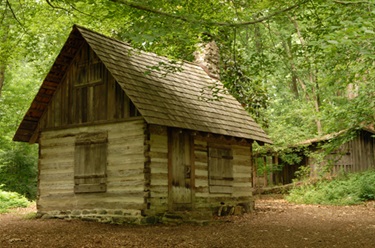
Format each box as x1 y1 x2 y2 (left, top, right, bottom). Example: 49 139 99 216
0 197 374 247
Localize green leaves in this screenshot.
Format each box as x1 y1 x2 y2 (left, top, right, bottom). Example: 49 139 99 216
286 170 375 205
0 188 31 213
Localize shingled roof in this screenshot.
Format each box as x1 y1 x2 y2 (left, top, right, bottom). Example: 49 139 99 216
13 25 271 144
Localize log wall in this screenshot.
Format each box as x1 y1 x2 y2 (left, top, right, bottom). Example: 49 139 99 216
144 128 254 216
144 125 169 215
38 119 147 223
38 122 255 222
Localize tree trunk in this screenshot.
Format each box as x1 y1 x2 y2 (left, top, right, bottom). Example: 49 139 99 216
313 90 322 135
282 38 299 98
312 72 322 135
291 15 323 135
0 65 4 98
0 1 11 98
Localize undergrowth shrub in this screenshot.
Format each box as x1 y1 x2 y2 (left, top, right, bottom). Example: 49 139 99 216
0 187 31 213
286 170 375 205
0 143 38 200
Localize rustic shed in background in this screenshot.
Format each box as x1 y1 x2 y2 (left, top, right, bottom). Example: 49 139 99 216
14 25 271 223
255 127 375 187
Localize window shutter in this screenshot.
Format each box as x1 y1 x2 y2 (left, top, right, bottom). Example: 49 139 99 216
209 147 233 194
74 132 108 193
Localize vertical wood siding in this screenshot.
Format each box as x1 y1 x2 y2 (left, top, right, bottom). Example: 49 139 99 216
313 130 375 177
274 130 375 184
40 43 138 130
343 131 375 173
38 119 147 214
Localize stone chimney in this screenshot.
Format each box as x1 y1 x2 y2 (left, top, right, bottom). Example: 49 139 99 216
194 40 220 80
346 83 358 99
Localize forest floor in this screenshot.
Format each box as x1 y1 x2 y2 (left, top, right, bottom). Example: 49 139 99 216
1 195 374 248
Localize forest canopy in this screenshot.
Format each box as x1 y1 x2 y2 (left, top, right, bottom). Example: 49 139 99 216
0 0 374 198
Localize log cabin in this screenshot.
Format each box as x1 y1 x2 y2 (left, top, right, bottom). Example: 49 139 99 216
13 25 271 224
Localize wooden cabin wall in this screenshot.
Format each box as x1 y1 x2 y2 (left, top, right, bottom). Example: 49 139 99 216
144 125 169 215
40 43 139 130
344 130 375 173
310 130 375 178
144 128 254 215
327 142 353 175
38 119 147 221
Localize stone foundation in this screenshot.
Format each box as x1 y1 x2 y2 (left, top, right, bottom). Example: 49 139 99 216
37 202 253 225
38 209 144 224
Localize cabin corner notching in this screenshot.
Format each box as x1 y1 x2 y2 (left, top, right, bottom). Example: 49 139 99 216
14 25 271 224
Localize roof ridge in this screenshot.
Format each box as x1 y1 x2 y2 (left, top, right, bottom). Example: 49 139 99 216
74 24 202 71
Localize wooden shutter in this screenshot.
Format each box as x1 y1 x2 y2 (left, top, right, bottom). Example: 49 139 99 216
74 132 108 193
209 147 233 194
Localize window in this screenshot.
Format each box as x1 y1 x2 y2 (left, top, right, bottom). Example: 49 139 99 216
208 147 233 194
76 61 104 87
75 45 104 88
74 132 108 193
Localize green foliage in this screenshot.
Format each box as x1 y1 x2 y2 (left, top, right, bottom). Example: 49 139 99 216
255 158 282 176
0 144 38 200
0 29 40 201
286 170 375 205
0 187 31 213
293 165 311 181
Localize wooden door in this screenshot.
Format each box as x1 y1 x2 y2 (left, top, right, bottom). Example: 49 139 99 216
168 129 193 211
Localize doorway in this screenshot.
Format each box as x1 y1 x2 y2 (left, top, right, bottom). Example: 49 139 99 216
168 129 194 211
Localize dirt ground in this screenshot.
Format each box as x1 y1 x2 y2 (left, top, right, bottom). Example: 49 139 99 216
1 195 374 248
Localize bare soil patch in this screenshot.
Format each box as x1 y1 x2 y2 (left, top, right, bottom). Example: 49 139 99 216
1 195 374 248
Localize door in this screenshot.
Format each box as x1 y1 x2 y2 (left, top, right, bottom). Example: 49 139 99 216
168 129 193 211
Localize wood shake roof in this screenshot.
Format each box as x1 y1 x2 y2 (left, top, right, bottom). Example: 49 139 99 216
13 25 271 144
297 126 375 146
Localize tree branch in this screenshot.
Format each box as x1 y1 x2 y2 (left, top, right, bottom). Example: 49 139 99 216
333 0 373 4
5 0 25 31
110 0 309 27
46 0 101 19
46 0 69 12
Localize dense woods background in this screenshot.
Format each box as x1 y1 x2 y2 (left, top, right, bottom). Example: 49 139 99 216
0 0 374 199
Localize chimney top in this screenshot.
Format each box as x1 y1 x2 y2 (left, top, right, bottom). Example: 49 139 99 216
194 41 220 80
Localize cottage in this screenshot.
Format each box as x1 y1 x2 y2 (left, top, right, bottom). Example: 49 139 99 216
14 25 271 223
